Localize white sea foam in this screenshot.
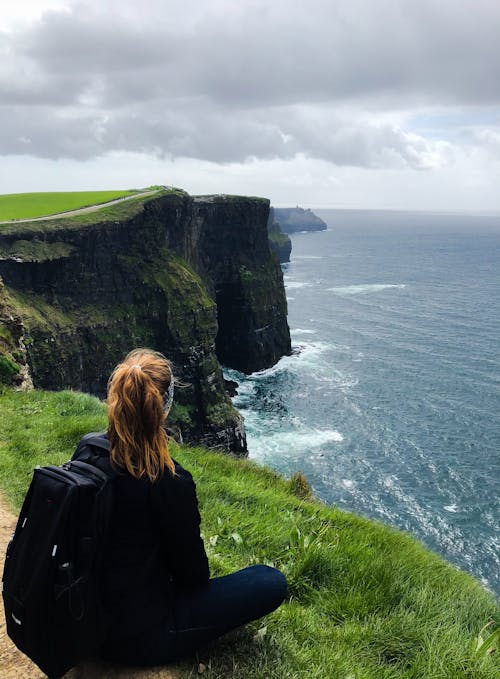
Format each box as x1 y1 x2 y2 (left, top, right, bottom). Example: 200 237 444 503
232 380 255 398
248 427 344 457
292 328 317 335
249 341 332 378
294 340 332 357
342 479 354 488
293 255 323 260
328 283 406 296
285 281 311 289
444 504 459 513
315 374 359 390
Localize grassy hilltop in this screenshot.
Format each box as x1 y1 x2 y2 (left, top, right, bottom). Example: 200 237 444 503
0 190 143 221
0 387 498 678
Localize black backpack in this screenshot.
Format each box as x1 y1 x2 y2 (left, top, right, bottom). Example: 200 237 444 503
2 432 117 679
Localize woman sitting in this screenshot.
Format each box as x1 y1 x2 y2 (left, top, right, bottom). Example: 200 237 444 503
91 348 287 666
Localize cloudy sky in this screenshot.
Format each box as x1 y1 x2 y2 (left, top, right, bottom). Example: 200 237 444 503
1 0 499 210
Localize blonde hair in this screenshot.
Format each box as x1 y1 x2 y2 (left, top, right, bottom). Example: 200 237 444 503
107 348 175 481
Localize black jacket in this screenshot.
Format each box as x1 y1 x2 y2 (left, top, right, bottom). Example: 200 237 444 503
74 439 210 639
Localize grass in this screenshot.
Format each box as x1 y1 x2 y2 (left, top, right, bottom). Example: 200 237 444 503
0 190 141 221
0 387 498 678
0 188 185 237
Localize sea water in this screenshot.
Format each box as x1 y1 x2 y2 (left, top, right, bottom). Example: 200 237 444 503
225 210 500 595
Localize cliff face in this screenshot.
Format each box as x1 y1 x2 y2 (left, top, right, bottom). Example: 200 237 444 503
267 207 292 263
188 196 291 373
0 279 33 390
0 190 291 452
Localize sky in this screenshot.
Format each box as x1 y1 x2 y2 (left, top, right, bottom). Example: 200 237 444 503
1 0 499 211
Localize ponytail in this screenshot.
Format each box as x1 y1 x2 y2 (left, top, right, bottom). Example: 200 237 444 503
107 349 175 481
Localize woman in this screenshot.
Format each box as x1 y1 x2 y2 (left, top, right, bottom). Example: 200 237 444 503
94 348 287 666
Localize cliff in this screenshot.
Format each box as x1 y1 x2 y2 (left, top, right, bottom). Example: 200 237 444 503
273 207 327 233
267 207 292 263
0 189 291 452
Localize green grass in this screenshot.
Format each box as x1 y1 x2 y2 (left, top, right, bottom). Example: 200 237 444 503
0 190 140 221
0 188 186 238
0 388 498 678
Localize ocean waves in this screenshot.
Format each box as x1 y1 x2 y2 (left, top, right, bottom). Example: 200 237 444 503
247 340 336 378
243 419 344 459
225 218 500 594
328 283 406 295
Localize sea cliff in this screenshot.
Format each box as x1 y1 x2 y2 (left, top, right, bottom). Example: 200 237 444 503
0 189 291 452
274 206 327 233
267 207 292 263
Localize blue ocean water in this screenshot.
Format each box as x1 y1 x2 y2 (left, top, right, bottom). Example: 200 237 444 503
225 210 500 595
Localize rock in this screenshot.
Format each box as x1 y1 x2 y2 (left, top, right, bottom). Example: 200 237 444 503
0 276 33 390
267 208 292 263
273 207 327 234
190 195 291 374
224 378 239 397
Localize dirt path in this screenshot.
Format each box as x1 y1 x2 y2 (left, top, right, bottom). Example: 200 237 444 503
0 189 161 225
0 494 181 678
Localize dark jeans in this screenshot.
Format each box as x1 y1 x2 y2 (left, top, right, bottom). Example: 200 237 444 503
101 565 287 666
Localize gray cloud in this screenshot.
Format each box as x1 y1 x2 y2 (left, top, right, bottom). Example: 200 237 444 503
0 99 455 171
1 0 498 165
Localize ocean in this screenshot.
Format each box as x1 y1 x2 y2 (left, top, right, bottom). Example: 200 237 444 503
225 209 500 595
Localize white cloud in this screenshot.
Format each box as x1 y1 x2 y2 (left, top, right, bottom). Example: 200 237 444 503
0 0 499 210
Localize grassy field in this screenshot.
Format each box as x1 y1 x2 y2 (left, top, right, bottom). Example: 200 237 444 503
0 187 184 238
0 387 498 678
0 190 139 221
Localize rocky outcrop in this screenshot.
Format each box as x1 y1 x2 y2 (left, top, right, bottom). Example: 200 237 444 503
188 196 291 373
0 279 33 389
267 208 292 263
0 190 291 453
273 207 327 233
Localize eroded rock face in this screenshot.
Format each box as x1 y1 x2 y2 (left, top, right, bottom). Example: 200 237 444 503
0 191 291 452
189 196 291 374
0 277 33 390
267 207 292 263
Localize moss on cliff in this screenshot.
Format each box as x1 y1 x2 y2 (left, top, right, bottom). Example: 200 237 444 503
1 245 243 451
141 248 217 334
0 353 19 383
0 239 76 262
0 279 31 387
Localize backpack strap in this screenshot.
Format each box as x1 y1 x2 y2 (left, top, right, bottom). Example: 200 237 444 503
72 432 118 478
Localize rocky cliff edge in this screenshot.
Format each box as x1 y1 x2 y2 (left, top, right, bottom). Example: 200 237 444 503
0 189 292 453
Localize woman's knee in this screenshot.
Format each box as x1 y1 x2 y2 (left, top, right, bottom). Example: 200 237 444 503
244 564 288 607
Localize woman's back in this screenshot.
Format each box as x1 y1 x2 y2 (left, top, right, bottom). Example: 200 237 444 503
98 454 209 640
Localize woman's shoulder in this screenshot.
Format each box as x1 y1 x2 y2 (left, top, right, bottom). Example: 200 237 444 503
171 459 194 482
155 459 196 494
151 460 200 518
